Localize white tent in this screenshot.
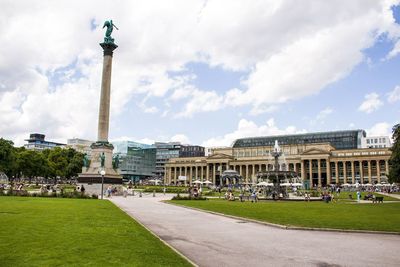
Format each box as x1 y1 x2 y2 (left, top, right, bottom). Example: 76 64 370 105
342 183 351 187
257 181 271 186
203 180 212 184
193 180 203 184
280 182 291 186
292 182 303 187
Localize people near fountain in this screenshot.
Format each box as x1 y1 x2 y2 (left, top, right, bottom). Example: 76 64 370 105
279 192 283 200
229 192 235 201
304 192 310 202
251 191 258 202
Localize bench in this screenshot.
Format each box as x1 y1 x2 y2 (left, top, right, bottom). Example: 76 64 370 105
238 195 250 202
372 196 384 203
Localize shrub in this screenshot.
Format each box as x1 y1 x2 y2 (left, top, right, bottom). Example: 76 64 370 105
171 194 207 201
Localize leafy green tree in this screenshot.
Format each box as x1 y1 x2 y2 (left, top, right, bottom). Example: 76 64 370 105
65 149 84 179
47 147 68 182
16 150 45 183
0 138 16 177
389 124 400 183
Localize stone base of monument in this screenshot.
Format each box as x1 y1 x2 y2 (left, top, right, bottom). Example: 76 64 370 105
78 182 123 197
78 142 122 196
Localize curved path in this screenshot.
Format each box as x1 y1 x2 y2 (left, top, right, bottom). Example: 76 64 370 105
111 195 400 267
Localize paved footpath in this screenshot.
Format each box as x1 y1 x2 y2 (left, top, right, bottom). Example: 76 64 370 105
111 195 400 267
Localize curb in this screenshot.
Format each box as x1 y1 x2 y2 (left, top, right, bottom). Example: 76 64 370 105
109 200 199 267
165 201 400 236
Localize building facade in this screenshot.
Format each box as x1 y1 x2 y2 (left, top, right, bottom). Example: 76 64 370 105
165 130 391 187
155 142 182 178
112 141 156 182
24 133 65 151
361 136 392 149
155 142 205 179
67 138 94 156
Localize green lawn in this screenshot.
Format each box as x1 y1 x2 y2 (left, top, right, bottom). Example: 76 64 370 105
0 197 191 267
169 199 400 232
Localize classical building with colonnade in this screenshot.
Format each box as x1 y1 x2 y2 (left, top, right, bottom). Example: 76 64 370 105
164 130 391 188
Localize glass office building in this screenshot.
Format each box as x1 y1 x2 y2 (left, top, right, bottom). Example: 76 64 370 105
155 142 182 178
112 141 156 182
232 130 366 150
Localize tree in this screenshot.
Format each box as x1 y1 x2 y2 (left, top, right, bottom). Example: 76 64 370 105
47 147 68 183
65 149 84 179
0 138 16 177
389 124 400 183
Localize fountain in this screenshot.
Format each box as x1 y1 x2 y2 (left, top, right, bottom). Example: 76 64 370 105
256 140 300 199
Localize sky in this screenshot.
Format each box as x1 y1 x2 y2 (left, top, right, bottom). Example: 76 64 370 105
0 0 400 147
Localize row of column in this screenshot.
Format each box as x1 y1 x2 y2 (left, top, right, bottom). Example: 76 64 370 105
165 159 390 186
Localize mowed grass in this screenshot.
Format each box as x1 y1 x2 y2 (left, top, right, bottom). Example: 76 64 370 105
0 197 191 267
169 199 400 232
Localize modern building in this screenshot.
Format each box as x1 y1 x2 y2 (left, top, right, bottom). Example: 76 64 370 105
67 138 94 156
24 133 65 151
154 142 182 179
154 142 206 179
179 145 205 158
361 136 392 149
165 130 391 187
112 141 156 182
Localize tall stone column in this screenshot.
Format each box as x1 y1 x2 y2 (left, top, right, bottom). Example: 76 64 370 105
206 165 209 181
301 160 305 181
360 161 364 184
78 30 122 191
368 161 372 183
97 43 117 142
309 160 313 188
335 162 339 184
213 164 216 185
351 161 355 184
317 159 321 187
377 160 381 183
343 161 347 184
245 165 249 184
326 159 331 185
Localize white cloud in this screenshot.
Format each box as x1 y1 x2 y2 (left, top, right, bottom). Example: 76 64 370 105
316 107 333 121
387 85 400 103
170 134 191 144
367 122 392 137
175 89 224 118
386 39 400 60
1 0 400 144
358 93 383 113
202 118 306 147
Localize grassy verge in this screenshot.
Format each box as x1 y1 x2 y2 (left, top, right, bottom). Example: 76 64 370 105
0 197 191 267
169 198 400 232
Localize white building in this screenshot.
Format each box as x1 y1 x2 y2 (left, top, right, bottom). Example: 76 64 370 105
67 138 94 156
361 136 392 149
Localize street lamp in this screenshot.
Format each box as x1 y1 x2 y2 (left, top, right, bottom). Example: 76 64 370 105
100 169 106 199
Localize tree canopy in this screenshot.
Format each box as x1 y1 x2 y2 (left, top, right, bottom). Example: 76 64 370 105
0 139 84 181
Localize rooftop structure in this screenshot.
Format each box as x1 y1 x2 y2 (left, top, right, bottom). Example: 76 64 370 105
361 136 392 149
232 130 366 150
24 133 65 151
